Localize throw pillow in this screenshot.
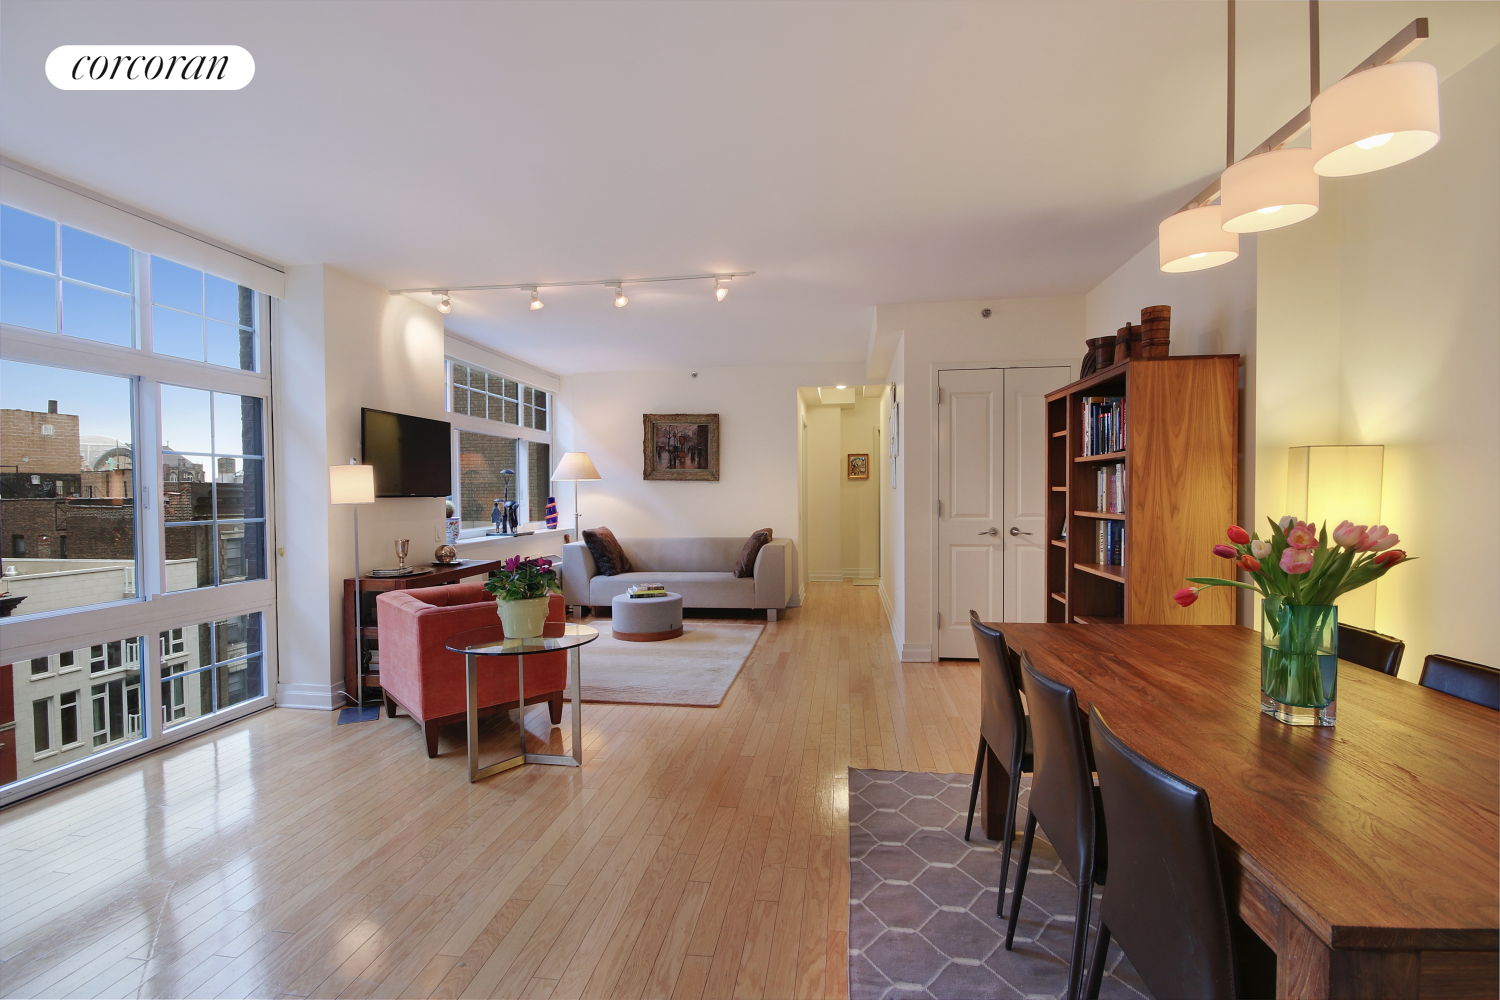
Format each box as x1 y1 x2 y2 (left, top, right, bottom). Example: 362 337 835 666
735 528 773 578
582 527 633 576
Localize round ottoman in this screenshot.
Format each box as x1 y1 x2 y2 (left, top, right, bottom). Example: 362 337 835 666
610 592 684 641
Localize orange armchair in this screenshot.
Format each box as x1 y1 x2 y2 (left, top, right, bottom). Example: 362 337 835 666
375 584 568 758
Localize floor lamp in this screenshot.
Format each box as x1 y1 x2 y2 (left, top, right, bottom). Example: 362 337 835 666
330 463 376 708
552 452 601 541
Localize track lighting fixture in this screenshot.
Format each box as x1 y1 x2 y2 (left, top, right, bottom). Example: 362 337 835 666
436 292 451 314
390 271 754 309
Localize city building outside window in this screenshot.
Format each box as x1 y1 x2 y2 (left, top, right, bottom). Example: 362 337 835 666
447 359 552 534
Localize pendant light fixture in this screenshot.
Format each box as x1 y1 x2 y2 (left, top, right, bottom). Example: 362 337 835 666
1221 147 1320 232
1312 59 1440 176
1160 1 1240 272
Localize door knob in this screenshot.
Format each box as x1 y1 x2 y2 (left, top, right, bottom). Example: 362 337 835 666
1009 527 1031 536
978 527 998 536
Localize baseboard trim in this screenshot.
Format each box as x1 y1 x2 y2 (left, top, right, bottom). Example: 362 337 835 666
808 571 844 583
787 590 804 608
277 682 342 711
900 643 933 662
841 568 878 579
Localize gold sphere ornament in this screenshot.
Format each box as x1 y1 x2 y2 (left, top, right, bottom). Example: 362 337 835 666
434 544 457 565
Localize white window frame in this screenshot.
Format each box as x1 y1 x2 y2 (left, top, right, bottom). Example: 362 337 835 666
445 358 553 540
1 212 280 807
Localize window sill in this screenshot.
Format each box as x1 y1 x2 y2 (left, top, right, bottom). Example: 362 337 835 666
32 750 58 761
454 528 566 549
29 673 55 681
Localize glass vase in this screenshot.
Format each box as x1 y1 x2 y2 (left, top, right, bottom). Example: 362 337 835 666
1260 600 1338 726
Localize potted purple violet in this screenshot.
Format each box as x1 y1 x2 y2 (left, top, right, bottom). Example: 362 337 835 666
484 555 561 639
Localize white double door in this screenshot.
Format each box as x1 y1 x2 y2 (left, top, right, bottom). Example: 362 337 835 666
937 366 1070 658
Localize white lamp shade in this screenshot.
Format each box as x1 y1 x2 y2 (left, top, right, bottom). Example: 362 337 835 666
1159 205 1239 273
552 451 601 481
1312 61 1440 177
329 464 376 504
1220 148 1320 233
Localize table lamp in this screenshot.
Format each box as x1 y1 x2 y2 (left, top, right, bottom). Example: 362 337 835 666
552 452 601 540
330 462 376 708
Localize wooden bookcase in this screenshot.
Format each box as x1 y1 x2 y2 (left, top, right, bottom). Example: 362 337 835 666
1045 355 1239 626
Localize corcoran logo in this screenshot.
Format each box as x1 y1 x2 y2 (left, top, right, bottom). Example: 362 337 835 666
46 45 254 90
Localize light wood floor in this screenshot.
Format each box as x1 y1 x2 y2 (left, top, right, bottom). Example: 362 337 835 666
0 583 982 1000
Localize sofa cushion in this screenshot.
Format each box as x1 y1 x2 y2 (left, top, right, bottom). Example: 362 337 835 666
615 537 745 573
583 526 633 576
591 571 755 608
735 529 773 578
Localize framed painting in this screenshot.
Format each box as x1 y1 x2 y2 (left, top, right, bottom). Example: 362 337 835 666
847 453 869 479
643 413 720 481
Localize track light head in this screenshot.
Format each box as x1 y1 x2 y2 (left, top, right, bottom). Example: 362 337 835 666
436 292 451 314
714 277 730 302
614 285 628 308
529 288 544 311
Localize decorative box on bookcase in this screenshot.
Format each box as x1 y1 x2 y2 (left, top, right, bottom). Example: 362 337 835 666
1044 355 1239 626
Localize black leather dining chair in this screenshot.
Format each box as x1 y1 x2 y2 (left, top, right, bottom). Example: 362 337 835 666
1083 705 1237 999
1419 653 1500 710
1337 624 1405 676
1007 652 1106 1000
965 612 1032 912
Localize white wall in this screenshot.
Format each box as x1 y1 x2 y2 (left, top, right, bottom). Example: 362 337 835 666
879 355 902 636
840 394 882 578
804 402 843 581
554 361 865 584
1084 222 1260 624
874 295 1084 659
1256 46 1500 674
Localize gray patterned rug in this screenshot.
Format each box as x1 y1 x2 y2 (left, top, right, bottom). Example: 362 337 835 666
848 769 1150 1000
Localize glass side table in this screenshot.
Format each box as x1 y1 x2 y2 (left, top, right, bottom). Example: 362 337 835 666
446 623 599 782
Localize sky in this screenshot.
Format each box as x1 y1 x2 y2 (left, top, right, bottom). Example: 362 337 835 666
1 358 134 446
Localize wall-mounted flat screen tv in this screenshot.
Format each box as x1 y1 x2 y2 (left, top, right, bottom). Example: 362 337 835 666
361 408 452 498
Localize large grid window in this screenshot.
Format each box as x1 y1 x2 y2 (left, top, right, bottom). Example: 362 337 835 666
158 612 263 729
450 361 547 431
160 385 266 591
0 206 133 348
150 255 259 371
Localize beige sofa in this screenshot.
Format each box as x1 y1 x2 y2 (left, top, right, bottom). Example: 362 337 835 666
561 536 798 621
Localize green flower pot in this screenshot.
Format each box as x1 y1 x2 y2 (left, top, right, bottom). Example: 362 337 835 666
1260 599 1338 726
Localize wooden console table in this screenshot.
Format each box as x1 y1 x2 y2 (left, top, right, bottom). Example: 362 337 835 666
342 559 504 701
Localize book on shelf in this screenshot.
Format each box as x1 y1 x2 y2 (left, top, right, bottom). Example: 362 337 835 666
1095 462 1125 513
1081 396 1127 456
1094 520 1125 567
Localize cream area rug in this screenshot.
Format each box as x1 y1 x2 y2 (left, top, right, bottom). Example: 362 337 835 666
565 622 765 707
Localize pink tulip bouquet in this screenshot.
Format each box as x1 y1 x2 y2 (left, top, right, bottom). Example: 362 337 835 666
1172 516 1410 609
1174 517 1412 726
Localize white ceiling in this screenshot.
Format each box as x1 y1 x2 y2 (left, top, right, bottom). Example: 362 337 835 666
3 1 1495 375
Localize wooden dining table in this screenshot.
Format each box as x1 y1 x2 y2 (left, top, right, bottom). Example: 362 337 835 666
989 623 1498 1000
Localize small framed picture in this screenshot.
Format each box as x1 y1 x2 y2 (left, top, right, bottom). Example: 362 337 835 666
847 453 869 479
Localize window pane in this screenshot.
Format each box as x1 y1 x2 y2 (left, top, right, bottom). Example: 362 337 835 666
212 393 263 456
213 612 263 661
159 384 212 454
204 275 242 325
9 633 144 781
31 657 49 675
165 524 214 591
217 521 265 584
213 458 264 518
60 227 130 293
503 398 518 424
205 320 243 369
152 305 203 361
162 458 211 522
457 430 518 530
1 206 55 272
0 360 137 616
1 264 57 332
150 256 202 313
61 282 132 347
452 385 470 416
218 655 263 710
528 441 550 523
33 699 51 752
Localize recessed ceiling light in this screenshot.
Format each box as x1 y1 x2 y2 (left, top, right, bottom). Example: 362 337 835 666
835 385 847 389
